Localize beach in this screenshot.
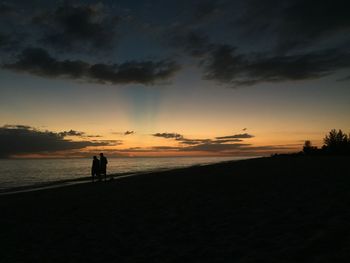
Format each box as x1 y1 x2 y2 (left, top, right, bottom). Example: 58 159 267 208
1 156 350 262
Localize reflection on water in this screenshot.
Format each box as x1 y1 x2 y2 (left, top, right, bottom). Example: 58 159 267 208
0 156 254 190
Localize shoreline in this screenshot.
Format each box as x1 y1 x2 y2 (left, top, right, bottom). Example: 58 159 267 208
0 158 251 195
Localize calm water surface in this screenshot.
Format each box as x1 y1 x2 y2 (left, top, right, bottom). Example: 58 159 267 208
0 156 254 190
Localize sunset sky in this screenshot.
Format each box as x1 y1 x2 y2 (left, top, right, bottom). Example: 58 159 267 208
1 0 350 158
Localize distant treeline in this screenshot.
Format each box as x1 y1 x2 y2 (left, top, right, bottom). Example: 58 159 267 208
303 129 350 156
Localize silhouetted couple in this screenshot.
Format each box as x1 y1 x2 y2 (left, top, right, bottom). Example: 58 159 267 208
91 153 108 182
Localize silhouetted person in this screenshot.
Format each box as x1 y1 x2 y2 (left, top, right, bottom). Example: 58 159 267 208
91 156 100 182
99 153 108 181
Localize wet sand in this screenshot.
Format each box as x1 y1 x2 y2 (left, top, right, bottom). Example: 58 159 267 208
1 156 350 262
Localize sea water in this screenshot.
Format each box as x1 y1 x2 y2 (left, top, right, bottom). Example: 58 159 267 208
0 156 253 191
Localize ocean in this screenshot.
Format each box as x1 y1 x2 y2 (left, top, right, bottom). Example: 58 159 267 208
0 156 254 192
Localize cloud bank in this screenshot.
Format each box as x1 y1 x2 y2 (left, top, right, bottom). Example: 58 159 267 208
0 125 120 158
4 48 180 85
152 132 256 152
35 3 119 52
1 0 349 87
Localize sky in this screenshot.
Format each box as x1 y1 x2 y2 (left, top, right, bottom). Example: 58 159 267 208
0 0 350 158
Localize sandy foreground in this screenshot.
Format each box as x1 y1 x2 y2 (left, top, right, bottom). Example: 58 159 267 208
1 156 350 262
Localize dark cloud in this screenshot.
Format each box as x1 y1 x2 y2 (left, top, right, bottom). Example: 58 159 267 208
170 30 211 58
202 45 350 86
124 130 134 135
153 133 213 145
0 32 20 51
179 138 211 145
58 129 85 137
153 133 184 140
0 32 8 47
337 75 350 82
165 0 350 86
33 2 119 52
167 25 350 87
0 125 116 158
90 139 122 145
201 44 244 83
84 134 102 138
211 139 243 143
152 146 180 151
1 0 349 88
194 0 223 22
277 0 350 52
3 48 180 85
0 2 14 15
89 60 180 85
150 131 253 152
216 133 254 139
153 132 252 147
230 0 350 53
3 48 89 77
107 130 296 155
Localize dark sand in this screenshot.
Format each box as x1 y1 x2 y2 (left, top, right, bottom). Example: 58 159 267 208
1 156 350 262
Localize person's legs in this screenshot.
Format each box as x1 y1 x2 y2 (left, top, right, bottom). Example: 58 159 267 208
101 168 107 181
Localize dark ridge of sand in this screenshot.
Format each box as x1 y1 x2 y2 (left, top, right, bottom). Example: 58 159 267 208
1 156 350 262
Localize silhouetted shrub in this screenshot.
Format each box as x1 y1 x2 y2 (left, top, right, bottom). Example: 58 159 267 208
303 140 318 155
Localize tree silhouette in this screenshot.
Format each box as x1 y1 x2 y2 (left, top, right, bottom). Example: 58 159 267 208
301 129 350 156
323 129 349 155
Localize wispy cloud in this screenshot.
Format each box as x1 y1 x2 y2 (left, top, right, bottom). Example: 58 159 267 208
216 133 254 139
151 131 257 153
153 132 184 140
124 130 135 135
